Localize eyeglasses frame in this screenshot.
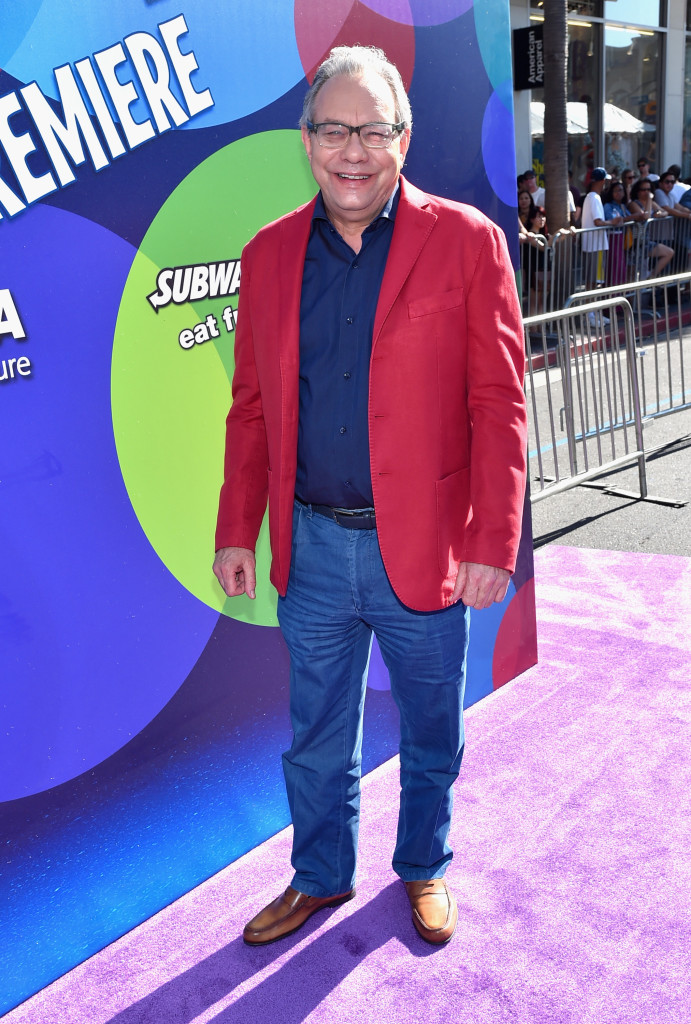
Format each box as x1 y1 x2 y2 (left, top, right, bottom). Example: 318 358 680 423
306 120 406 149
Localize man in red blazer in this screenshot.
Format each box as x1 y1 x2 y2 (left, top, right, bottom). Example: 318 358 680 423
214 45 527 947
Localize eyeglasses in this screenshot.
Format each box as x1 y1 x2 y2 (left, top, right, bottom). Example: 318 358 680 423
638 163 647 168
662 178 675 185
624 174 634 180
306 121 405 149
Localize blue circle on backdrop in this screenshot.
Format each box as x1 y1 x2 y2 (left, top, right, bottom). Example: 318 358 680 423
0 0 42 66
0 205 218 801
1 0 304 130
473 0 512 93
482 84 518 208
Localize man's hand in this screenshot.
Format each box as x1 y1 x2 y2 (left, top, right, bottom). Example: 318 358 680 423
213 546 257 599
452 561 511 610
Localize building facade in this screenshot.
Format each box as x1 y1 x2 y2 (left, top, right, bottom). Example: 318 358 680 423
511 0 691 190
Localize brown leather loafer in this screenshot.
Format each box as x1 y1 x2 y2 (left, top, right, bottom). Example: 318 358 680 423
243 885 355 945
404 879 457 945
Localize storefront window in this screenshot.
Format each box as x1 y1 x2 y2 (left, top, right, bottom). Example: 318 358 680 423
683 40 691 179
568 22 600 189
530 0 602 14
605 1 662 28
526 6 663 191
530 22 600 193
604 26 659 176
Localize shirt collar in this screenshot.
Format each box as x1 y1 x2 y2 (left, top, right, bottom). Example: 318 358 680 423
312 181 400 230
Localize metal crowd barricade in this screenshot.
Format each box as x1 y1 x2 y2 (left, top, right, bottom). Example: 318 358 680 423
520 215 691 420
548 225 613 310
523 215 691 313
565 272 691 422
523 297 648 502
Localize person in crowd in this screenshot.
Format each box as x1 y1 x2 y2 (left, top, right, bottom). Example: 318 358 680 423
523 169 545 206
654 170 691 220
602 180 634 286
637 158 659 184
518 190 546 314
581 167 611 291
628 178 674 278
528 206 549 234
518 188 538 233
665 164 690 203
654 169 691 276
569 170 582 226
524 206 549 314
621 168 636 201
518 199 574 315
214 44 527 949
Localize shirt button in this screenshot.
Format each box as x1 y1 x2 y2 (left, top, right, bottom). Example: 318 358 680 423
340 426 347 434
346 317 353 324
343 371 351 380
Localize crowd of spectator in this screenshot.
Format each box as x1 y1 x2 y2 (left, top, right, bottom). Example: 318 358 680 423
517 159 691 307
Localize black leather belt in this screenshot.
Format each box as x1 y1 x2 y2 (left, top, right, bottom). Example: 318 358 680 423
296 498 376 530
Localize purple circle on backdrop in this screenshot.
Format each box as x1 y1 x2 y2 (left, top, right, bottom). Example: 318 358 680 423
482 86 518 207
0 205 218 801
362 0 473 25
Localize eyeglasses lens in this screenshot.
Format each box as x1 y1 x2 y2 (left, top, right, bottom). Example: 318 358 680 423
314 123 399 149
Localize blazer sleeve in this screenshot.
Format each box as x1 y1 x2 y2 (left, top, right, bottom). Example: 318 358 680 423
215 246 270 553
463 222 527 571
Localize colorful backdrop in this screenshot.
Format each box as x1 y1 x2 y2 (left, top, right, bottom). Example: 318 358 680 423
0 0 535 1013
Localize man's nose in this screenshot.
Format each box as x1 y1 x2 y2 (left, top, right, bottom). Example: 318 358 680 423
341 131 368 160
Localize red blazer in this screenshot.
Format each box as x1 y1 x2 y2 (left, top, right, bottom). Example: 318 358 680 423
216 176 527 612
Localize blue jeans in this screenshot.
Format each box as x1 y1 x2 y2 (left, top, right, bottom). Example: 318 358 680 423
277 500 470 898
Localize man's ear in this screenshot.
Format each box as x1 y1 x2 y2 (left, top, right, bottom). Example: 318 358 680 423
301 125 313 161
398 128 411 166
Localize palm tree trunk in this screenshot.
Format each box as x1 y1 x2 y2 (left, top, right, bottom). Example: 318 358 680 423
543 0 569 232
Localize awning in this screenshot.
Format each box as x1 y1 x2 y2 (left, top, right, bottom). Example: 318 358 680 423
530 101 653 136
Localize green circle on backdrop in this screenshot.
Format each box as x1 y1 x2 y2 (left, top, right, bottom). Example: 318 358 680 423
112 131 316 627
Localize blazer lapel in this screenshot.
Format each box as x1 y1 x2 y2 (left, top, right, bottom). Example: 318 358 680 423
373 176 437 345
278 199 315 436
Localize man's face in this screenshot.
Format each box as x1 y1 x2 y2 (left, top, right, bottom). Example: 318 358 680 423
301 72 410 235
660 174 676 193
525 175 537 193
638 161 649 176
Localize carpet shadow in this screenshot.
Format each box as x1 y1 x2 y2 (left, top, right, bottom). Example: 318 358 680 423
208 882 443 1024
104 918 309 1024
105 882 439 1024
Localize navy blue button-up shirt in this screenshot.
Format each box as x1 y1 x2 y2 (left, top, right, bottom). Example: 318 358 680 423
295 186 399 508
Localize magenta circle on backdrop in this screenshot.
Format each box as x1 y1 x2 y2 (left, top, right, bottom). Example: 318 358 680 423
295 0 416 88
361 0 473 25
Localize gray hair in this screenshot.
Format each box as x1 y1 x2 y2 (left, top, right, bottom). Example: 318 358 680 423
300 45 412 133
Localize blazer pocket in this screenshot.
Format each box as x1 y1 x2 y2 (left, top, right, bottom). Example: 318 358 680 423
408 288 464 320
435 466 471 577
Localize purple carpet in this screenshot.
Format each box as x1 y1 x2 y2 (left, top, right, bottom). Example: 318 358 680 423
7 546 691 1024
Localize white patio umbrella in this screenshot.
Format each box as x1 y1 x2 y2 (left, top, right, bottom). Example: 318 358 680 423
530 101 652 136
